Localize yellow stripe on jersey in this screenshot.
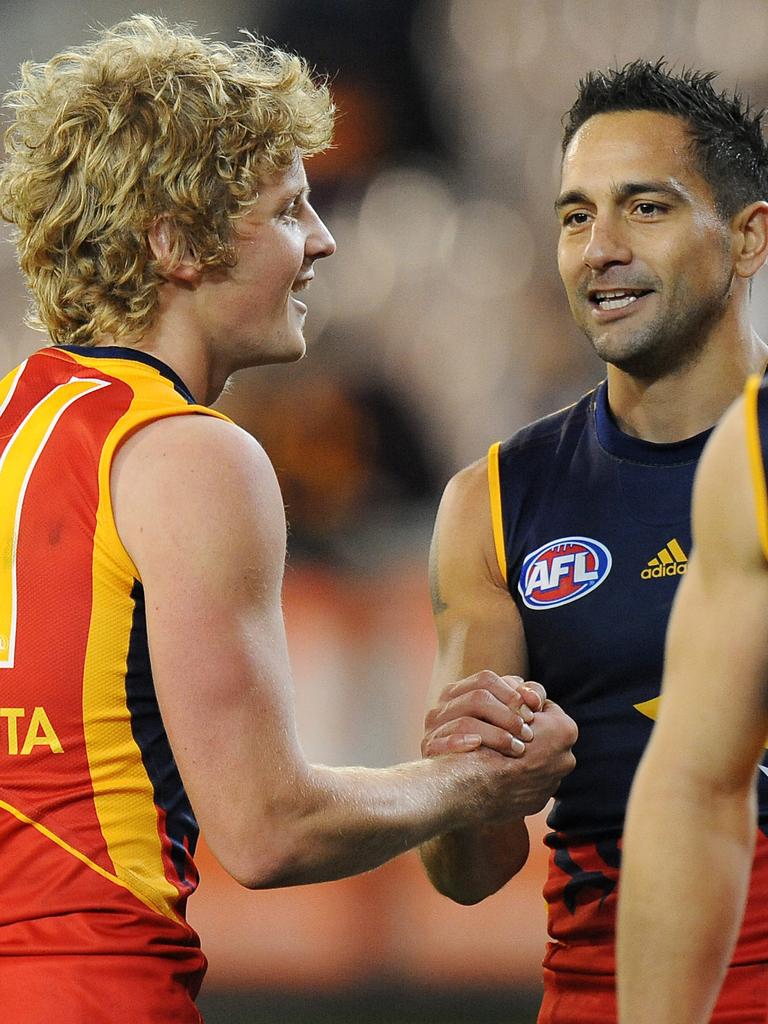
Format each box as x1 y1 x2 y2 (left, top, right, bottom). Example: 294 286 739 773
0 359 27 417
0 377 109 668
0 796 170 917
78 352 231 583
67 358 227 923
744 374 768 564
487 441 508 584
81 500 183 922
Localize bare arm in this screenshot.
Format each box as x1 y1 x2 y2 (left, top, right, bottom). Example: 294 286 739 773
420 459 578 904
112 415 553 889
618 397 768 1024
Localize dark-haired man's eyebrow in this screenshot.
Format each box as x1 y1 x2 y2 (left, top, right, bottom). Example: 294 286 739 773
611 179 693 203
555 189 589 212
555 178 693 212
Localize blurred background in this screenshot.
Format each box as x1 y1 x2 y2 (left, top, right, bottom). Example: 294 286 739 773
3 1 768 1021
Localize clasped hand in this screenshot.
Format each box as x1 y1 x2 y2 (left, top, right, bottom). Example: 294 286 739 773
422 670 558 758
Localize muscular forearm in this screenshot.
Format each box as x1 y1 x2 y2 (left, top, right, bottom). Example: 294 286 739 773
217 753 523 889
618 765 755 1024
191 676 574 888
419 819 529 904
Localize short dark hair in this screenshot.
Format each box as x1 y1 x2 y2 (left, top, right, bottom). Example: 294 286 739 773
562 59 768 219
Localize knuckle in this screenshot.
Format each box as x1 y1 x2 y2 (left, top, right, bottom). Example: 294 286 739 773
524 681 547 705
506 688 523 709
476 669 498 687
507 716 524 737
495 728 516 753
457 716 478 733
467 689 493 714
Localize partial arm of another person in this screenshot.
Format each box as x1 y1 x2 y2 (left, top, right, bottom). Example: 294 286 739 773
112 415 558 889
618 397 768 1024
419 459 578 904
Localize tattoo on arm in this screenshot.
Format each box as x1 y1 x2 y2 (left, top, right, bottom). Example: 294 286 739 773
429 537 448 615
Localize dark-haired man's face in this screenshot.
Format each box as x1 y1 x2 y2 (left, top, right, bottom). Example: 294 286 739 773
556 110 734 379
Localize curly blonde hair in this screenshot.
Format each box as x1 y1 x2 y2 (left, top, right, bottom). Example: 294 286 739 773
0 14 334 345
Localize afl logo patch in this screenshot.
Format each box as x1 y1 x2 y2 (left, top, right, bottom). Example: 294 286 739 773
518 536 612 610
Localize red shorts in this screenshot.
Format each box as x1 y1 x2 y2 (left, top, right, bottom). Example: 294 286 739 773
538 962 768 1024
0 955 204 1024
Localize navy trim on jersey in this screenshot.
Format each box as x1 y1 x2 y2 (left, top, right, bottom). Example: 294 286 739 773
594 380 712 465
758 378 768 488
57 345 198 405
125 579 199 891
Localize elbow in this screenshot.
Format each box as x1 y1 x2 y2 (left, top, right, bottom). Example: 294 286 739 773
426 868 498 906
438 884 489 907
220 844 304 891
230 862 293 891
419 828 528 905
204 822 308 890
419 846 510 906
199 769 321 889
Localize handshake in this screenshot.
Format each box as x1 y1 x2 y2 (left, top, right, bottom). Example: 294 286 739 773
421 671 578 824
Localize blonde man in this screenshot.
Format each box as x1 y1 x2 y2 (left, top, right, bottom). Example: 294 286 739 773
0 16 577 1022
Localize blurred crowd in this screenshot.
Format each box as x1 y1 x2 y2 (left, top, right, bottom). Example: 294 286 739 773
4 0 768 564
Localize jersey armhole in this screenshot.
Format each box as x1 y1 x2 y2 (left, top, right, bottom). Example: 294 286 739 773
98 404 233 581
487 441 508 585
744 374 768 564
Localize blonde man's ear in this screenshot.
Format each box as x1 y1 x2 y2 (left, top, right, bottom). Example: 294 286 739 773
148 217 202 283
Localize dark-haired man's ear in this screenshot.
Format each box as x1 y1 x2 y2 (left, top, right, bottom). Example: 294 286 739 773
147 217 202 284
733 201 768 279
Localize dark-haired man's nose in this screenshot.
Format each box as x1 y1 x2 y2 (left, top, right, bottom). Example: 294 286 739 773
582 214 632 271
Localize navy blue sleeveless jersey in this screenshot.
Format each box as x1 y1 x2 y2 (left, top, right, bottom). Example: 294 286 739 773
490 379 768 977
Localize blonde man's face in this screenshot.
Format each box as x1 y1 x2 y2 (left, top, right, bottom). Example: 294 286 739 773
204 154 336 369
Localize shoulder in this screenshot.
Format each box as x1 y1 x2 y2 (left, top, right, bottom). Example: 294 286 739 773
694 394 749 518
114 412 277 495
441 455 489 514
112 413 286 582
692 393 764 570
436 454 505 590
498 388 597 464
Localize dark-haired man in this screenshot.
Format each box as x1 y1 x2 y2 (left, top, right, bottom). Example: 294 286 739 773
618 374 768 1020
420 61 768 1023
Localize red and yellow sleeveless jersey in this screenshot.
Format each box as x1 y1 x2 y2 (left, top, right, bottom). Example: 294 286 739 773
745 373 768 564
0 345 229 1021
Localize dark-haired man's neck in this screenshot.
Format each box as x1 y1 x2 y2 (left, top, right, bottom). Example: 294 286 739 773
606 321 768 443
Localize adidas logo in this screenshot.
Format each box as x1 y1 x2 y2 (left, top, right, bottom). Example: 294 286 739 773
641 538 688 580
